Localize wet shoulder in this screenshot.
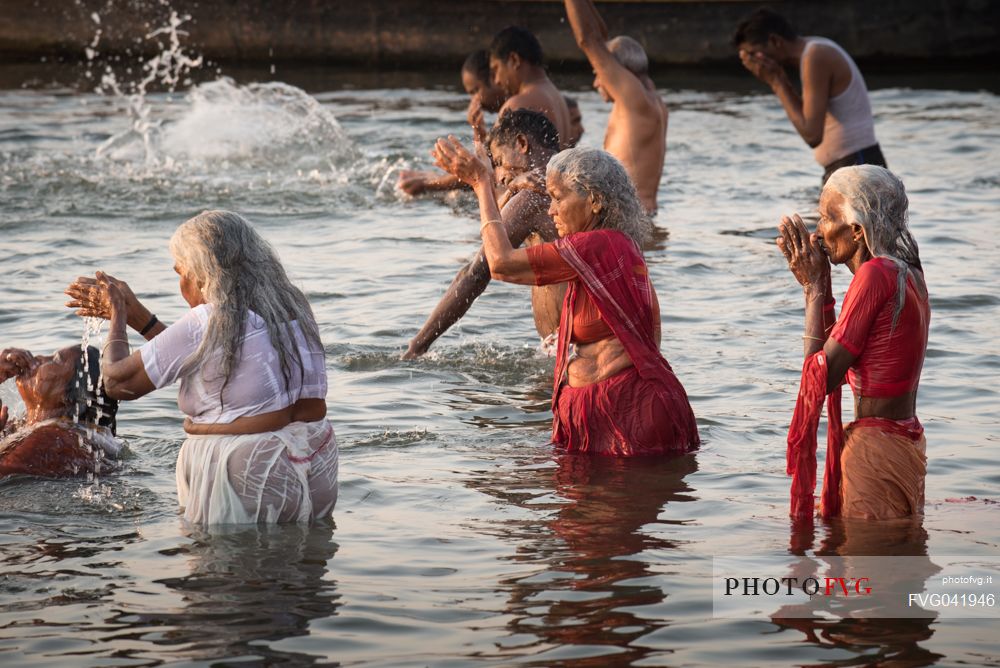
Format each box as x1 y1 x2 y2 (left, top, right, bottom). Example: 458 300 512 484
851 257 898 300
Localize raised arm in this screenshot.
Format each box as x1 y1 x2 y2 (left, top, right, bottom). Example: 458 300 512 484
564 0 649 109
66 272 166 341
742 47 830 147
432 137 538 285
397 170 464 196
404 191 544 358
1 348 36 384
67 272 156 400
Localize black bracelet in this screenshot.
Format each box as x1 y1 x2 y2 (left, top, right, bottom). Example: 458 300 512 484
139 314 159 336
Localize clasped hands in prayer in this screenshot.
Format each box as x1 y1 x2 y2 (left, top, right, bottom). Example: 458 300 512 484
432 135 544 198
432 135 493 188
777 213 831 297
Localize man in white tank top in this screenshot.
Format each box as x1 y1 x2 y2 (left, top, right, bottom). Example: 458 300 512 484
732 8 886 184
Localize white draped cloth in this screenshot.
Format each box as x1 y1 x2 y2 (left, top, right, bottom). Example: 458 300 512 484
176 419 338 524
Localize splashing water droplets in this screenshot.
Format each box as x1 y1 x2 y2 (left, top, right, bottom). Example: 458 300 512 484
92 9 203 166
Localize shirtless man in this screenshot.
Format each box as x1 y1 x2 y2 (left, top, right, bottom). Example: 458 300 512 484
733 8 886 184
1 345 121 478
487 26 573 150
404 110 565 358
398 51 508 196
563 0 667 215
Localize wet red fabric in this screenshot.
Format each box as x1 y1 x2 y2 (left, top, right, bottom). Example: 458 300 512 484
542 229 699 455
527 243 614 344
555 366 699 455
787 351 844 519
830 257 930 396
0 424 96 478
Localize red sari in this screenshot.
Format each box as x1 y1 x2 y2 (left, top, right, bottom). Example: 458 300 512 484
528 229 699 455
787 258 930 520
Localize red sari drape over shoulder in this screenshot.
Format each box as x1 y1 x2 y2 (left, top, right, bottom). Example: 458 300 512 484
549 229 699 453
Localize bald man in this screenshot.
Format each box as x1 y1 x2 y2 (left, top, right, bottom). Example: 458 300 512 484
564 0 667 215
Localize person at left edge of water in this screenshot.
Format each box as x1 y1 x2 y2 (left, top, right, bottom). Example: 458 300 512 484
1 344 121 478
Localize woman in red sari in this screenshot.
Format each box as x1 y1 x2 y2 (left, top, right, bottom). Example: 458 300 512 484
432 139 699 455
779 165 929 520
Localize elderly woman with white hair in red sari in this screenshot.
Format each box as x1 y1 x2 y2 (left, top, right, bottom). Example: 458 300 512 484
65 211 338 524
779 165 930 521
433 138 699 455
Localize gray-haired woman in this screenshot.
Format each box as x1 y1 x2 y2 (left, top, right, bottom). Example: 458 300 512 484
778 165 930 521
65 211 337 524
433 139 699 456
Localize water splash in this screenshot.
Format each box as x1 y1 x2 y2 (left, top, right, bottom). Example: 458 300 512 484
90 8 204 165
160 78 352 165
77 317 106 430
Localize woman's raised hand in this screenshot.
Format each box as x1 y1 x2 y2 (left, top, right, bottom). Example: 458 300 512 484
0 348 36 383
777 214 830 291
432 136 490 188
65 271 138 322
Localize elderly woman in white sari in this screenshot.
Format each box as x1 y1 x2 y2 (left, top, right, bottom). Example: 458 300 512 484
66 210 338 524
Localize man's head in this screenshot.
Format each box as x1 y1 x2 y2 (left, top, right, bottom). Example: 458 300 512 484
592 37 648 102
489 27 544 96
564 96 584 147
16 345 118 432
461 50 507 113
487 110 559 187
16 345 81 418
732 8 798 63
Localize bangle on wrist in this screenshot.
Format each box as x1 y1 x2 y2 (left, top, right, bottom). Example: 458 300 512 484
139 314 159 336
480 219 503 232
802 335 825 343
102 337 130 354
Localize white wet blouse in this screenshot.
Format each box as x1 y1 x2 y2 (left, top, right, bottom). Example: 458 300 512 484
139 304 327 424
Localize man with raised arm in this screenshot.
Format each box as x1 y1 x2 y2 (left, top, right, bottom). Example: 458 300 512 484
487 26 573 150
733 8 886 184
563 0 667 215
404 111 565 359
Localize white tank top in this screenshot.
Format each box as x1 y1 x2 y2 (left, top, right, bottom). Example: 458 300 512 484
803 37 878 167
140 304 327 424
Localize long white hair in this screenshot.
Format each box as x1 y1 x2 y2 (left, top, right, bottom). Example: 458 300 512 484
169 210 322 392
825 165 923 328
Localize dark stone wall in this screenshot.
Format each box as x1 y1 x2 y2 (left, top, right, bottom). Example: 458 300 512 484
1 0 996 67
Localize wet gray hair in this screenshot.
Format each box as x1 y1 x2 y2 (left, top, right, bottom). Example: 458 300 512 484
547 147 651 246
607 36 648 76
169 210 322 393
824 165 922 329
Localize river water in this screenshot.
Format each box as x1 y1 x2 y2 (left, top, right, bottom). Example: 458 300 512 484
1 62 999 666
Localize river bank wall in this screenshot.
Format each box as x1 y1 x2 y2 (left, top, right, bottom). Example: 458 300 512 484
1 0 996 68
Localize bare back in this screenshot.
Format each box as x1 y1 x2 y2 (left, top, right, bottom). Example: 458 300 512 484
604 81 667 214
502 79 574 150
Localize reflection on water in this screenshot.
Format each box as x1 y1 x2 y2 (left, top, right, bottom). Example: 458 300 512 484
117 525 340 665
774 518 943 667
467 452 697 666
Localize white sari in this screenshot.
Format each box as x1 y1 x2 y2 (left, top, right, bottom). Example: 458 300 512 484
176 419 338 524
